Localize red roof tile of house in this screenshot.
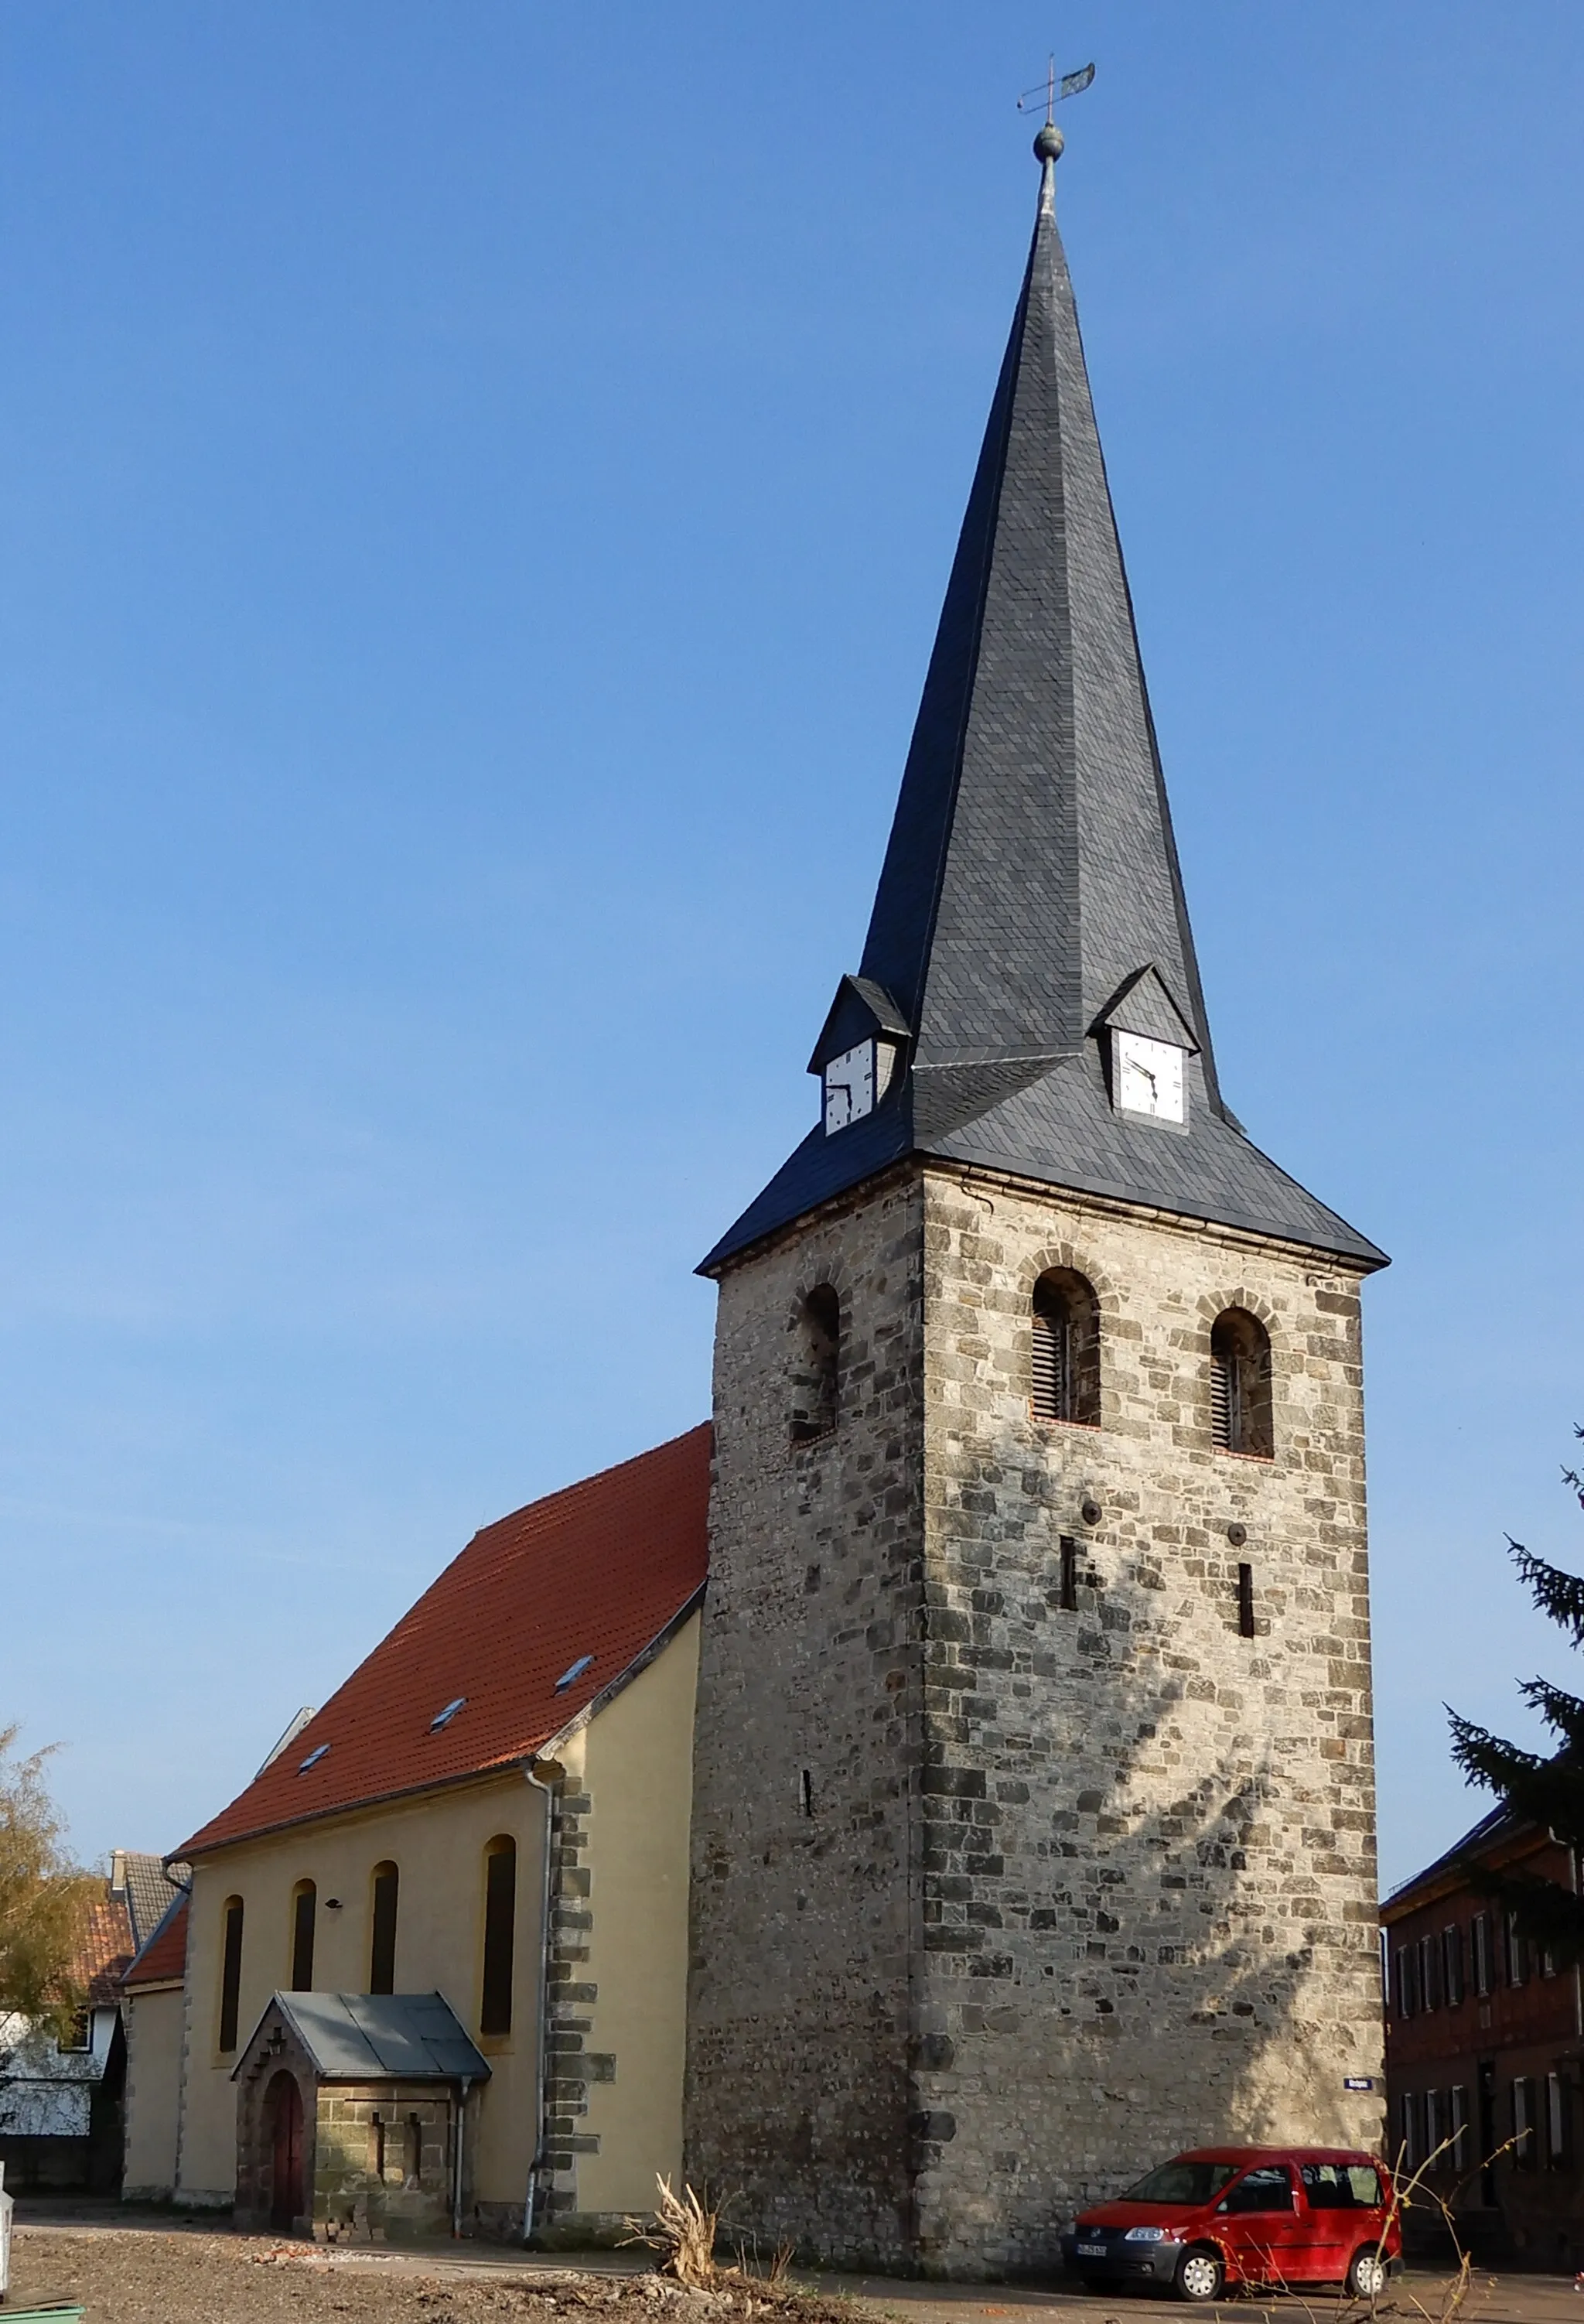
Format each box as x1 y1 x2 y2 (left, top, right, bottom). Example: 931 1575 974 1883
178 1423 712 1859
79 1895 135 2008
123 1893 189 1990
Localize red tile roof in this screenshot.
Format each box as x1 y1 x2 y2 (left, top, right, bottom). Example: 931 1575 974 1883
122 1893 189 1989
79 1895 135 2008
179 1424 712 1859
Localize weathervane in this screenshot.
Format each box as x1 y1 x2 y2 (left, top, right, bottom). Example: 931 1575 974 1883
1017 53 1091 167
1017 56 1095 131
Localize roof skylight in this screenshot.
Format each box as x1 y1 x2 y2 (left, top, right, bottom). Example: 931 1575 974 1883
299 1744 330 1772
555 1654 595 1692
430 1697 466 1731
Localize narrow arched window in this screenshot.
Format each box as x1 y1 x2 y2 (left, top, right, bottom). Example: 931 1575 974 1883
790 1285 840 1443
1030 1269 1100 1426
218 1896 244 2052
1210 1308 1273 1458
289 1880 316 1991
369 1861 399 1995
480 1837 517 2036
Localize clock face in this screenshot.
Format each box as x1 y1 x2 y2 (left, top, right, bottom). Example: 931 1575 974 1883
1115 1030 1186 1124
824 1041 876 1135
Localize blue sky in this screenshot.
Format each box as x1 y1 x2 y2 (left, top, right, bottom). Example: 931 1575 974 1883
2 2 1580 1894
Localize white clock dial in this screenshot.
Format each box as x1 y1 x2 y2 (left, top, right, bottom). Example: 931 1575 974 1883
1115 1030 1186 1124
823 1041 876 1135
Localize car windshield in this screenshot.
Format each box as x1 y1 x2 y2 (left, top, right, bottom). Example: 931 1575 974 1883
1121 2161 1240 2206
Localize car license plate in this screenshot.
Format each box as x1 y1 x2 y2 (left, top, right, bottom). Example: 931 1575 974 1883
1076 2244 1107 2258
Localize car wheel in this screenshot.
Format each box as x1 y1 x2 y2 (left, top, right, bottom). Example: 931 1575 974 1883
1175 2247 1225 2304
1346 2248 1388 2299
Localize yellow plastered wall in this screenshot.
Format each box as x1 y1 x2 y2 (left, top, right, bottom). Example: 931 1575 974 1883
122 1985 185 2198
573 1612 699 2218
176 1768 548 2210
173 1616 702 2226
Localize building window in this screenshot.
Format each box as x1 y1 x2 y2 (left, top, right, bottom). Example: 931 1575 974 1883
1059 1535 1078 1613
1209 1308 1273 1458
1548 2072 1568 2167
1450 2085 1469 2171
56 2010 91 2053
1419 1930 1441 2011
369 2113 386 2179
218 1896 244 2052
1425 2088 1444 2163
1472 1912 1491 1996
1030 1270 1101 1427
480 1837 517 2037
1514 2076 1536 2168
405 2113 423 2185
370 1861 399 1995
1399 2090 1418 2169
1395 1946 1418 2019
1506 1911 1529 1987
290 1881 316 1991
1442 1923 1463 2007
790 1286 839 1443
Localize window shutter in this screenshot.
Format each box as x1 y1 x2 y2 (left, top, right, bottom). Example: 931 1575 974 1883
1210 1352 1232 1449
1548 2071 1566 2165
1451 2085 1468 2170
1032 1310 1063 1420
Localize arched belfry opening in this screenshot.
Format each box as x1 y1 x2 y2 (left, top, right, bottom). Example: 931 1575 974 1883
1210 1307 1274 1458
1030 1268 1100 1427
790 1286 839 1443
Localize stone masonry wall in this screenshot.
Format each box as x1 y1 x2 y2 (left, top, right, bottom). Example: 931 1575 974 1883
912 1166 1384 2274
688 1157 1384 2277
686 1170 927 2267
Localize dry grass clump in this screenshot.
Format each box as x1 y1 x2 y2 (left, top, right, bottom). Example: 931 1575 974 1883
623 2179 793 2297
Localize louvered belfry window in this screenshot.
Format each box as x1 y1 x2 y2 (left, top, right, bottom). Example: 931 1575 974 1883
1210 1309 1273 1458
1030 1270 1100 1427
1031 1298 1071 1421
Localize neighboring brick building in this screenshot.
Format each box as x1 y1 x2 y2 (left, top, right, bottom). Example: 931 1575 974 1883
1383 1810 1584 2271
686 122 1388 2276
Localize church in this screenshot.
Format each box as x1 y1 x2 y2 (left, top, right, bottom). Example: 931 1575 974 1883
122 125 1388 2277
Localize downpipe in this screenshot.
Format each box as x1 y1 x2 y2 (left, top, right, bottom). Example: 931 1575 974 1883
521 1758 560 2242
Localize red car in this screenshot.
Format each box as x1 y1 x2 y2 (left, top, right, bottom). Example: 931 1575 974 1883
1060 2147 1400 2302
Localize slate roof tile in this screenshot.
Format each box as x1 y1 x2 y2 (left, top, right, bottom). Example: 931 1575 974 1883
702 152 1383 1278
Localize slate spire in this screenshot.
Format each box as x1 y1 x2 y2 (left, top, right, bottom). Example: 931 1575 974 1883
702 135 1384 1276
859 132 1219 1106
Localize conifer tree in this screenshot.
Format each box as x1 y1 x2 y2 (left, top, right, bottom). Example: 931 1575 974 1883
1448 1433 1584 1958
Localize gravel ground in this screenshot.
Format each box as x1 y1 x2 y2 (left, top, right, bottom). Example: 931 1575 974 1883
5 2230 836 2324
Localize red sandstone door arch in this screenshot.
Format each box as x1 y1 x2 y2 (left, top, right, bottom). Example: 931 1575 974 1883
266 2070 305 2232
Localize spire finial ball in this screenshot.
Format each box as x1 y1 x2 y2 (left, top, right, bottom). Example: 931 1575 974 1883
1033 122 1064 164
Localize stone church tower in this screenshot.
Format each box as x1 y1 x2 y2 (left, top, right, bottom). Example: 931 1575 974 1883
685 130 1388 2277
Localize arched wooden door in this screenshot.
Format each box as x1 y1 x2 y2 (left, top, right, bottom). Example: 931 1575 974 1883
267 2070 305 2231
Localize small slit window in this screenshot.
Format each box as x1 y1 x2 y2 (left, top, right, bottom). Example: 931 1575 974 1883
1210 1307 1273 1458
480 1837 517 2037
790 1285 840 1444
1237 1561 1255 1638
1030 1269 1100 1427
